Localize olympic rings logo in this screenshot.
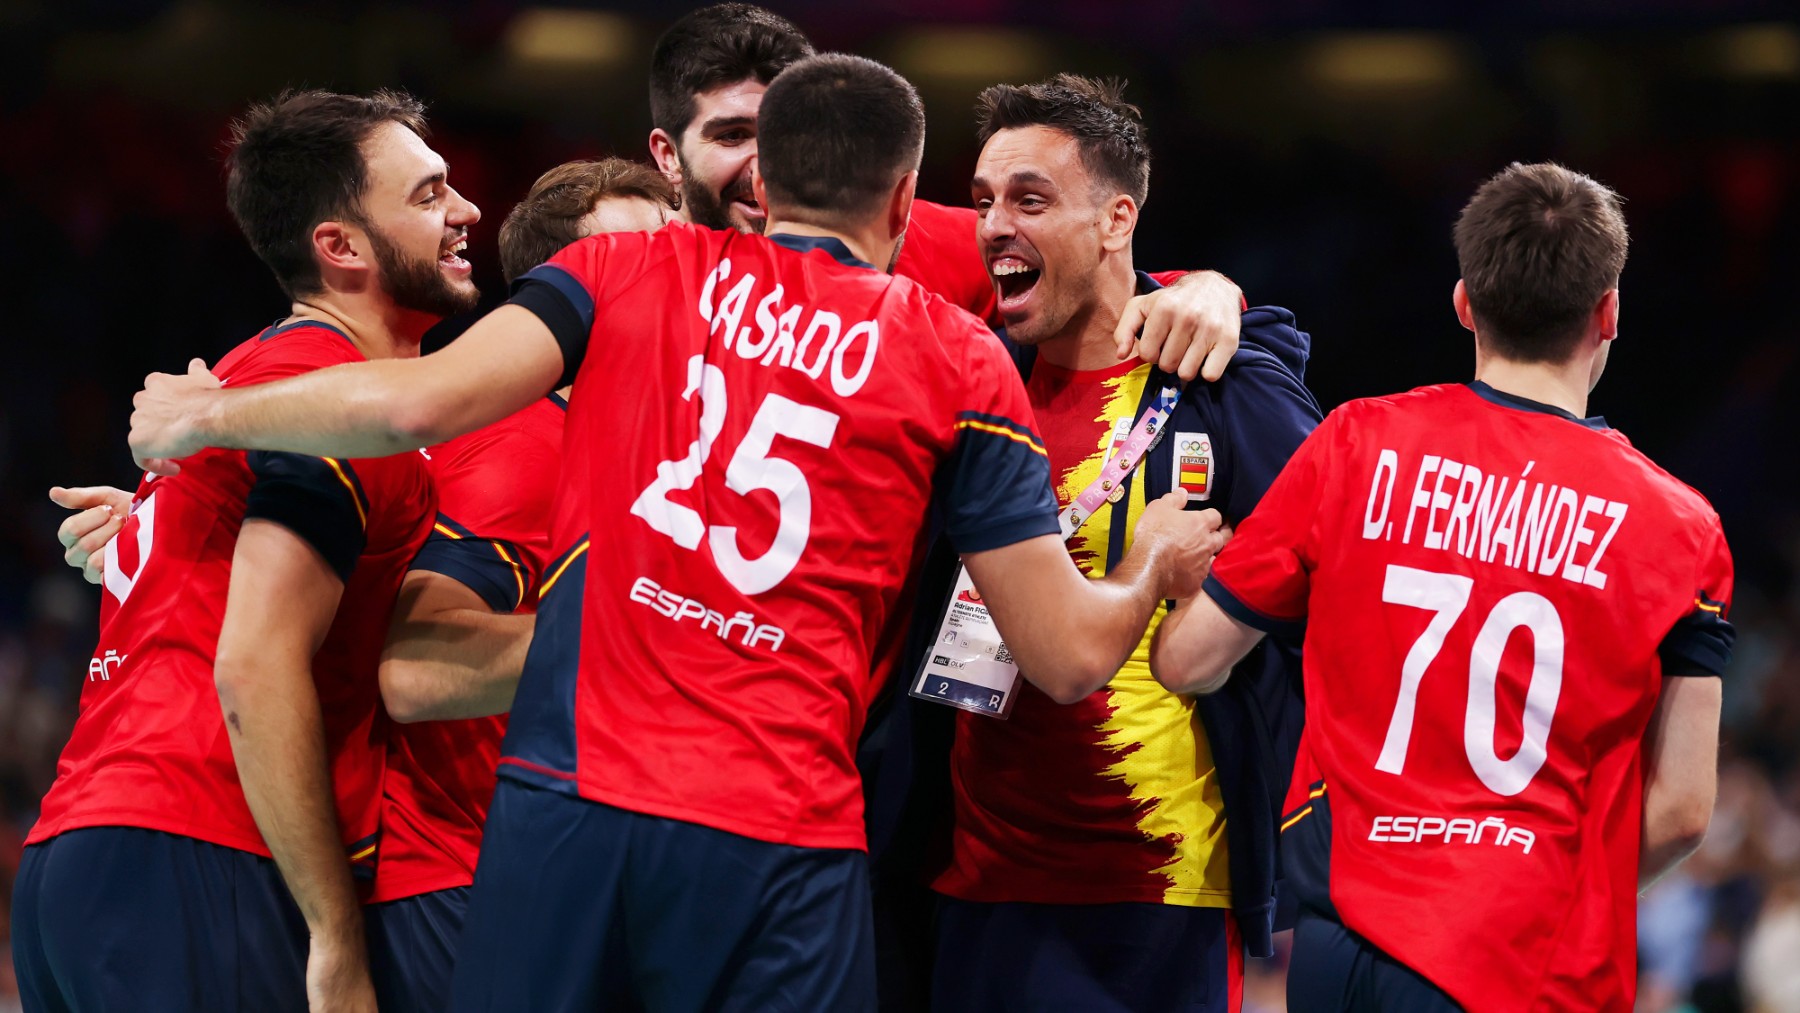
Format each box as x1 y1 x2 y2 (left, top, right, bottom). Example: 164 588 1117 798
1181 440 1207 453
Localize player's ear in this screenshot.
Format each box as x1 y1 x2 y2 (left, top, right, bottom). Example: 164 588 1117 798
311 220 368 279
750 158 768 214
648 129 683 186
1452 280 1476 333
1101 193 1137 253
1597 288 1620 342
887 169 918 244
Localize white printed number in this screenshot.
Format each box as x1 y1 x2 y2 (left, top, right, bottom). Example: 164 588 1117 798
1376 564 1564 797
630 355 840 595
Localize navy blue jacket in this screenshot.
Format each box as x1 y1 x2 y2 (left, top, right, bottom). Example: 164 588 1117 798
860 273 1319 961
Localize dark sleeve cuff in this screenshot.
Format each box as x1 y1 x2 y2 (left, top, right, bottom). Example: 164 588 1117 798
409 519 528 613
1203 573 1305 639
509 265 595 389
244 451 367 582
949 508 1063 554
1659 611 1735 677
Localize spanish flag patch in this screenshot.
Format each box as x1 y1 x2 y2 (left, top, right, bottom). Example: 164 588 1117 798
1172 432 1214 500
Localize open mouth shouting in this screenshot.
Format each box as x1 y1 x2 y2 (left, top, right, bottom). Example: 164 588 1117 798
987 249 1043 318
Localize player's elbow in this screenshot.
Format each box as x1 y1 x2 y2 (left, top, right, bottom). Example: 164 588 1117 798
1155 660 1230 697
213 648 258 714
1663 795 1714 860
378 660 435 724
1038 677 1095 706
1038 646 1122 705
387 392 456 451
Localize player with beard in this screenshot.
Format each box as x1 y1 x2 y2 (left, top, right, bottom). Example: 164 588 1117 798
12 90 473 1013
645 4 1248 381
47 159 680 1013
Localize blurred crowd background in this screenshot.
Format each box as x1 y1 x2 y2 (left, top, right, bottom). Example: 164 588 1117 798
1 1 1795 1009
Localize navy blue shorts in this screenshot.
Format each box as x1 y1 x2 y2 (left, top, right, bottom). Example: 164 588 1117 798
11 826 307 1013
448 777 876 1012
1287 914 1462 1012
367 886 471 1013
931 897 1242 1012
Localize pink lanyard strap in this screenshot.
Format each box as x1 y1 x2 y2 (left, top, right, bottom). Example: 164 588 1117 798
1056 385 1180 541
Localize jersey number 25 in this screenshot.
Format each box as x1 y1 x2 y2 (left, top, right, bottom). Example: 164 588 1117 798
630 354 840 596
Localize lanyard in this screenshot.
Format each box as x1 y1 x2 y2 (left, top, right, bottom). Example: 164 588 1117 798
1055 385 1180 541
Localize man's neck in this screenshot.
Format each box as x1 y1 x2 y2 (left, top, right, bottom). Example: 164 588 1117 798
287 293 434 362
1473 355 1591 418
764 219 891 273
1035 257 1137 372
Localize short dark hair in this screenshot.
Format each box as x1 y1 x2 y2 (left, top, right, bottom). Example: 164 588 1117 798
976 74 1151 207
498 159 679 283
225 89 429 299
1453 162 1629 363
757 54 925 224
648 3 813 140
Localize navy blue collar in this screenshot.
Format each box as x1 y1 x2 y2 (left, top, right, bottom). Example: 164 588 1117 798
548 391 569 411
261 317 353 343
768 232 877 272
1135 269 1163 295
1467 380 1609 430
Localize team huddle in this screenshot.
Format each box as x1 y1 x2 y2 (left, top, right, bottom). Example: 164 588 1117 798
12 4 1735 1013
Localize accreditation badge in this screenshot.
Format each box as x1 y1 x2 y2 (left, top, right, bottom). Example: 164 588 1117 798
1172 432 1214 501
909 565 1022 719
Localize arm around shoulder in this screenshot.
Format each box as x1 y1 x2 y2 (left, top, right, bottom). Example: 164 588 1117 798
131 305 566 467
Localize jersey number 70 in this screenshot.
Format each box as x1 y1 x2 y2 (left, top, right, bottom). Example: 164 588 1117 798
1376 563 1565 797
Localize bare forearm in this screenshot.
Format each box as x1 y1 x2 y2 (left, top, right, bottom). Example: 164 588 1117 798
1638 675 1721 892
381 610 535 722
203 359 432 458
989 543 1168 705
1150 595 1265 695
217 662 363 940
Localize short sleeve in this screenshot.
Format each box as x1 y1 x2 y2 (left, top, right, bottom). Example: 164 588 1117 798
934 326 1059 553
1203 411 1340 637
407 415 560 612
1659 522 1736 677
410 519 535 613
243 452 369 582
226 330 373 582
508 230 659 388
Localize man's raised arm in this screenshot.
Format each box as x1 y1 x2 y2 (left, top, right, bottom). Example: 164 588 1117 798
129 304 564 473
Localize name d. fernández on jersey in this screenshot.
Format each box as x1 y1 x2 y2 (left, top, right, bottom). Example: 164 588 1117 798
1360 448 1628 589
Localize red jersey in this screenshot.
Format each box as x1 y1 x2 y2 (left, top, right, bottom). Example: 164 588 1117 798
369 394 564 903
896 200 995 325
502 223 1058 850
1207 382 1736 1012
30 320 435 870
